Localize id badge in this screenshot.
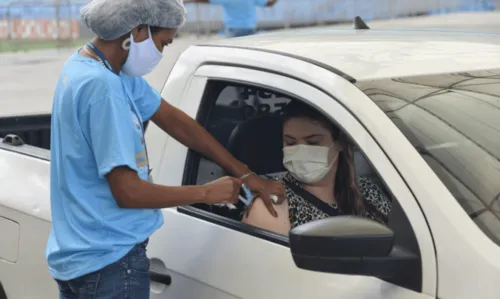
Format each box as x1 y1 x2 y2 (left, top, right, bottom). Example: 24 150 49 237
148 168 154 183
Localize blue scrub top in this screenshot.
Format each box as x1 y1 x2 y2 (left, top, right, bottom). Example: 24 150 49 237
210 0 269 29
46 51 163 280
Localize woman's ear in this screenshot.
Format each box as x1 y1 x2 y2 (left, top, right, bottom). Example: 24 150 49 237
335 132 349 152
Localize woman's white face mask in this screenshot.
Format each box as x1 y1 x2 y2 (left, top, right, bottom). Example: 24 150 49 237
283 143 339 184
122 26 163 77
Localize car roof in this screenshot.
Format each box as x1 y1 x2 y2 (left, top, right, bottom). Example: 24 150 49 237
202 28 500 81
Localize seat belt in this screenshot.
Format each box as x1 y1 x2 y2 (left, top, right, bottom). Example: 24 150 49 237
283 181 340 217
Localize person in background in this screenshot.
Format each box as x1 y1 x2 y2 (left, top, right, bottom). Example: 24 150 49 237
185 0 278 37
48 0 283 298
243 101 392 235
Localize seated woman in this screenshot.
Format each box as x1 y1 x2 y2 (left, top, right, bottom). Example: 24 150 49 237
242 101 392 235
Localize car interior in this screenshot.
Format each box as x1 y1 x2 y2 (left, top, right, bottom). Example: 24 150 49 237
0 114 51 150
191 81 388 221
182 80 423 291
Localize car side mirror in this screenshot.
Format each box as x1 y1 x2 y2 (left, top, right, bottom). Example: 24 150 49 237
289 216 419 280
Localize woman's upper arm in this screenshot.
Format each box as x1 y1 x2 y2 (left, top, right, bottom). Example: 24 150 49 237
242 198 290 235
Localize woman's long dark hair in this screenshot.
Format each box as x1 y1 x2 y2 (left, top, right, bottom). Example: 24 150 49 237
282 101 365 216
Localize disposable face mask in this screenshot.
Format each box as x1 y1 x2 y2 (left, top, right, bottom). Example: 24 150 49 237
283 144 339 184
122 26 163 77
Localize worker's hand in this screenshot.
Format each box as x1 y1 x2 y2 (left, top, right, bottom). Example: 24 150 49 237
203 176 242 205
267 0 277 6
243 174 284 217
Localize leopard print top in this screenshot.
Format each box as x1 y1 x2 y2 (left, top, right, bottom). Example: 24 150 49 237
274 172 392 229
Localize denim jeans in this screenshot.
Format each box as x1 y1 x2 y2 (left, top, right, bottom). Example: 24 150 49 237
56 241 150 299
225 28 256 38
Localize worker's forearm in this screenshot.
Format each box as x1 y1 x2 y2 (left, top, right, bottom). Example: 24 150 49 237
119 179 207 209
178 118 249 177
159 107 250 178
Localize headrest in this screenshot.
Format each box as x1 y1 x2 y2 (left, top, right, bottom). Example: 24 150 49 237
227 115 285 175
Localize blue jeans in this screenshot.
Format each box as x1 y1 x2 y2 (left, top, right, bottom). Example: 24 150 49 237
56 241 150 299
225 28 256 38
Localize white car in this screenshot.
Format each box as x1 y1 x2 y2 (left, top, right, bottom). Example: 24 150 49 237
1 25 500 299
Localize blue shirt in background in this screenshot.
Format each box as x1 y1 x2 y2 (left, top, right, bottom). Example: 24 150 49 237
210 0 269 29
46 52 163 280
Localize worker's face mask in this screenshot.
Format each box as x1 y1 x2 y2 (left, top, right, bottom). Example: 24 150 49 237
283 144 339 184
122 26 163 77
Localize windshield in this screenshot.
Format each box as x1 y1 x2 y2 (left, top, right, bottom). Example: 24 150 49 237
356 69 500 246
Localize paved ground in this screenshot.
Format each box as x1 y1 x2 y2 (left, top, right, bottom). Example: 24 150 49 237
0 35 223 117
2 11 500 117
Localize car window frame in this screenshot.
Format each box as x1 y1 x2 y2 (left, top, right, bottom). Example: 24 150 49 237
151 63 436 295
179 76 416 243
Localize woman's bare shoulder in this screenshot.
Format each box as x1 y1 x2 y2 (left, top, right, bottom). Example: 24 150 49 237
242 197 290 236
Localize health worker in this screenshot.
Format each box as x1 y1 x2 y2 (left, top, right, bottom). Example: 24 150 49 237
47 0 284 298
184 0 278 38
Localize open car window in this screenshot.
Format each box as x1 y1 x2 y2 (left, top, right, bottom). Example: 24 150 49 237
189 81 293 187
183 79 396 227
0 115 51 150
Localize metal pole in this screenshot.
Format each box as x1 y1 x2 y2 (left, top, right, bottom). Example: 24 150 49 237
195 3 201 38
55 0 61 46
284 0 290 29
6 3 12 40
68 0 73 40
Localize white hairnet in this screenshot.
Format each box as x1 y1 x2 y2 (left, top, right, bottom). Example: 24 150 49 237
80 0 186 40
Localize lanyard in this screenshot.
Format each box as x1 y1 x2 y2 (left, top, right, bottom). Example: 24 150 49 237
86 42 114 72
86 42 152 175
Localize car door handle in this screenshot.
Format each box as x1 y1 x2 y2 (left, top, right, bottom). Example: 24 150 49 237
149 269 172 286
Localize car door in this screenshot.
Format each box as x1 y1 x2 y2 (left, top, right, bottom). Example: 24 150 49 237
145 64 437 299
0 143 55 299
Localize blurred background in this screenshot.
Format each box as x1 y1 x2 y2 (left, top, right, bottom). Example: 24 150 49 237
0 0 499 52
2 0 500 113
